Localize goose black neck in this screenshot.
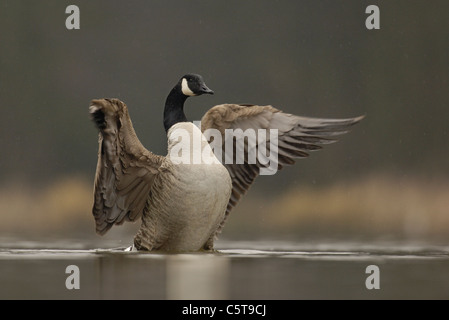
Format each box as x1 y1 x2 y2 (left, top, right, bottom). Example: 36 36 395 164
164 85 188 133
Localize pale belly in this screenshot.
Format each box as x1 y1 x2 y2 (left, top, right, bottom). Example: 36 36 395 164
136 161 232 252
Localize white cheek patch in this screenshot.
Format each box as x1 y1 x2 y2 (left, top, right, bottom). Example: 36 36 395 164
181 78 196 96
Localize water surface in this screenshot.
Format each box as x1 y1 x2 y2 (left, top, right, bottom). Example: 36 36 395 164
1 239 448 299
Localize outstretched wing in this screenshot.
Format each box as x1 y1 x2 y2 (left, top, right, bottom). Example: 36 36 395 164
201 104 364 216
89 98 164 235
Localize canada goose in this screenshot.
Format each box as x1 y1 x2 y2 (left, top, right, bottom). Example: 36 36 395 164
89 74 363 252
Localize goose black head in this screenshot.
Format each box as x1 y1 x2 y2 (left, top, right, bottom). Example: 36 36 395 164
179 74 214 96
164 74 214 133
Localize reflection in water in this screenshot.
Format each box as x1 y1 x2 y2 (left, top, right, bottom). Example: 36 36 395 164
1 240 449 299
166 255 229 299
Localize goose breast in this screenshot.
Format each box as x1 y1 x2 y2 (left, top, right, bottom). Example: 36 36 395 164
136 122 232 251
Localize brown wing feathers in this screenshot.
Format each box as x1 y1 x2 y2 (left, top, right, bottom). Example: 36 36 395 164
90 99 163 235
201 104 364 216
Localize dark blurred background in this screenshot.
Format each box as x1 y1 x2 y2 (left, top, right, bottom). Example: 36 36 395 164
0 1 448 243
